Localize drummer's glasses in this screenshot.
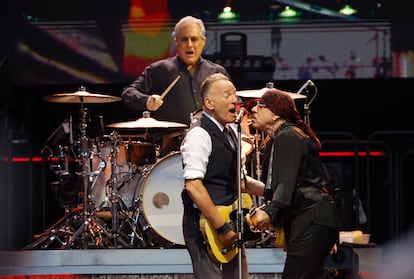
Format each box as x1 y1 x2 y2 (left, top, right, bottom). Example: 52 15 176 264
177 36 203 45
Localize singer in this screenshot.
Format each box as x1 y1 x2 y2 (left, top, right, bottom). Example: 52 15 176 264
246 88 339 279
180 73 265 279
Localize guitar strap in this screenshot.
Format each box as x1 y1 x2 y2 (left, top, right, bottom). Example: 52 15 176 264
265 142 274 193
265 141 288 250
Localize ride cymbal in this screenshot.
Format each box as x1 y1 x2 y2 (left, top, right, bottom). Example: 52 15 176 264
237 88 307 100
107 117 188 129
43 88 121 103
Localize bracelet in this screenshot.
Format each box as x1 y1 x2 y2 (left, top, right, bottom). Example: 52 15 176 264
216 223 232 235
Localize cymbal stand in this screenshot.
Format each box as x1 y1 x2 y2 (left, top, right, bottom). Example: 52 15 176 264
23 207 81 249
61 105 112 249
128 195 148 248
92 131 143 248
107 131 128 248
251 129 275 247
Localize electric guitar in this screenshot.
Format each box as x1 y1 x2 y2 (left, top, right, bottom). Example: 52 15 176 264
199 193 261 263
247 203 288 251
246 203 288 251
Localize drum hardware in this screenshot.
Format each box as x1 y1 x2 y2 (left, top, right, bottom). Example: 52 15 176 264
23 206 81 250
27 87 149 249
103 131 134 248
83 131 147 249
127 198 148 248
59 106 116 249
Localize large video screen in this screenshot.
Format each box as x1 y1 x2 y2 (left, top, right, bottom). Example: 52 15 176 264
9 19 392 85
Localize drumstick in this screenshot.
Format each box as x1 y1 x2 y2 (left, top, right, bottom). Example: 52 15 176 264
160 75 181 100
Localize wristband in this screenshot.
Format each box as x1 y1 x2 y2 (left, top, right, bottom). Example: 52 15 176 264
216 223 232 235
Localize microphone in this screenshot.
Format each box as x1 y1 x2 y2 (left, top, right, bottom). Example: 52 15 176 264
235 107 247 124
297 80 315 95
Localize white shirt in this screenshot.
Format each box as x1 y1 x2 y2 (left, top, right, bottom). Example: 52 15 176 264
180 112 246 180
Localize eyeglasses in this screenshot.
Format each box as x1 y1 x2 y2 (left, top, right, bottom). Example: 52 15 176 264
255 99 267 109
177 36 203 44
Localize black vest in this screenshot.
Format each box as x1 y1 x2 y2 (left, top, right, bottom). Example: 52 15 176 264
200 116 237 206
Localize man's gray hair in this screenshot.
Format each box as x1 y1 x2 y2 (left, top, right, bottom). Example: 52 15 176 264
173 16 206 39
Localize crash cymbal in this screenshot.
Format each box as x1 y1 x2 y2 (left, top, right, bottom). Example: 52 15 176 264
237 88 307 100
43 88 121 103
107 116 188 129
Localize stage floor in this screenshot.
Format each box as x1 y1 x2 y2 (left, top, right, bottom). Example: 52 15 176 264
0 246 382 277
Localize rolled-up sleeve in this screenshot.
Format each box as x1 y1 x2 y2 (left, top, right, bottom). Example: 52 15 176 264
180 127 211 180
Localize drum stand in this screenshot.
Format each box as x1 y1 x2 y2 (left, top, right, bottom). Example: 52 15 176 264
25 113 146 249
59 106 116 249
62 110 147 249
93 131 146 248
24 107 109 249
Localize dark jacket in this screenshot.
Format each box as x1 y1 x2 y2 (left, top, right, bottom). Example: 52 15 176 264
122 56 229 125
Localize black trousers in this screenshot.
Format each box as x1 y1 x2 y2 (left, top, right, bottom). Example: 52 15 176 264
283 223 337 279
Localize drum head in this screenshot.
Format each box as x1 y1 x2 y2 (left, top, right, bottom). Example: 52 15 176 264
138 152 185 246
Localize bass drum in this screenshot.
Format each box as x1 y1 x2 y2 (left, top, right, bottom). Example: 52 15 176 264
133 151 185 247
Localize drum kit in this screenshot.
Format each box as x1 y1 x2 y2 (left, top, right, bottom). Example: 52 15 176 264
25 87 190 250
25 83 308 250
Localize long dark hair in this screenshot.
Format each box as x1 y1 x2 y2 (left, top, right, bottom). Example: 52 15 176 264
261 89 321 150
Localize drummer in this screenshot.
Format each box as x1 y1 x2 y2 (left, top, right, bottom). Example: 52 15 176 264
121 16 230 156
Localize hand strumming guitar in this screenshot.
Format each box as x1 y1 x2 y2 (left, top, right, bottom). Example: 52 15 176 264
246 206 272 232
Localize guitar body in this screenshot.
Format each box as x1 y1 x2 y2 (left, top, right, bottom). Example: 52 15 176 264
199 193 261 263
274 225 288 250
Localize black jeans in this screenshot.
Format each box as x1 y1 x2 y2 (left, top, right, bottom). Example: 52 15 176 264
283 223 337 279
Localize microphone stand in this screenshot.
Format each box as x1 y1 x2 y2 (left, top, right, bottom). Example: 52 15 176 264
297 79 318 126
236 122 243 279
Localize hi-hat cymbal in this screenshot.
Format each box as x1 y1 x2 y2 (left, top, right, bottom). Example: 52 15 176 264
237 88 307 100
43 89 121 103
107 117 188 129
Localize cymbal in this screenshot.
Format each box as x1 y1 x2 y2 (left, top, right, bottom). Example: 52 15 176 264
237 88 307 100
107 117 188 129
43 89 121 103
